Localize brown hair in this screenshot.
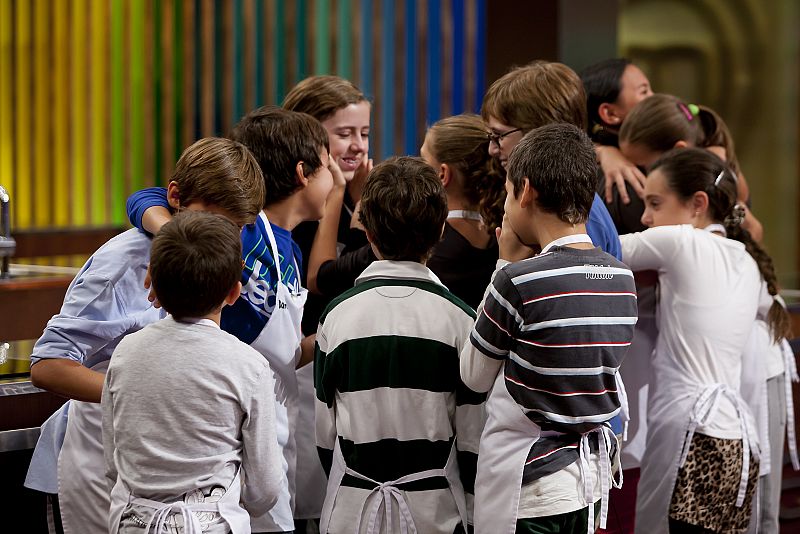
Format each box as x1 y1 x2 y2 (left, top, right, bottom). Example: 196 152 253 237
149 210 243 321
172 137 265 227
481 61 587 131
650 148 791 342
426 114 505 231
507 123 598 225
230 106 329 205
282 75 369 121
359 156 448 262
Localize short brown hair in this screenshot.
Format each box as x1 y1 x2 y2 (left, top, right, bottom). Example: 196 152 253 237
359 157 447 262
172 137 265 227
481 61 587 131
426 113 505 230
619 93 704 154
230 106 329 205
282 75 369 121
149 210 243 321
507 123 597 224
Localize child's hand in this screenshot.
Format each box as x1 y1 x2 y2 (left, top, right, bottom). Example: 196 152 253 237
350 200 365 231
329 157 347 190
143 267 162 309
348 156 373 203
497 215 536 262
597 145 646 204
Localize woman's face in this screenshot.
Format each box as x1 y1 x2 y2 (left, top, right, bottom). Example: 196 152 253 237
616 64 653 120
321 101 371 181
640 168 696 228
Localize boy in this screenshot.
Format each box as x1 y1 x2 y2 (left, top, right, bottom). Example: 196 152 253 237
125 106 334 533
460 124 638 534
24 137 266 534
481 60 622 260
102 210 283 534
314 157 484 533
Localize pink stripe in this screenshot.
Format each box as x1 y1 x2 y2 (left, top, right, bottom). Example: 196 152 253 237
524 291 637 304
519 339 632 348
526 443 579 464
506 375 618 396
482 307 512 337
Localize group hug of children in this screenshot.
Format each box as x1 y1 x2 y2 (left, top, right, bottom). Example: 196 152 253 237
22 58 796 534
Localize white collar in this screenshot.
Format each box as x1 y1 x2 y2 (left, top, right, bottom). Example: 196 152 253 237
355 260 447 288
169 316 221 329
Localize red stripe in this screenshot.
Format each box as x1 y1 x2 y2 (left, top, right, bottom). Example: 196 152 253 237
505 375 618 396
524 290 637 304
519 339 632 348
526 443 579 464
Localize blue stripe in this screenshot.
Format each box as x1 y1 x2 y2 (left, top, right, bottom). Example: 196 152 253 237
426 0 441 125
380 0 395 160
474 0 487 113
359 0 373 100
451 0 465 114
403 0 417 155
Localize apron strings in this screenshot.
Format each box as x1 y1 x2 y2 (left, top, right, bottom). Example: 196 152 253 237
782 340 800 470
577 425 620 533
141 499 218 534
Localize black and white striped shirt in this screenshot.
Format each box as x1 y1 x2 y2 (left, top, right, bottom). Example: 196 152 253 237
468 246 637 482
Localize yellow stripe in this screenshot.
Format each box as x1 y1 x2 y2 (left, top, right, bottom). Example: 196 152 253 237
53 0 69 226
72 0 88 225
0 0 12 219
15 0 32 228
34 0 51 226
91 0 108 224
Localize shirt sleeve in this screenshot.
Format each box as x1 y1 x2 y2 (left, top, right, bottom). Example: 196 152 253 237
316 244 377 297
30 272 140 367
126 187 170 234
241 363 284 517
314 329 339 476
619 225 686 272
101 369 118 493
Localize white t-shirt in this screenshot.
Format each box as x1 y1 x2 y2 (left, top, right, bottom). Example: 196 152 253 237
620 225 761 439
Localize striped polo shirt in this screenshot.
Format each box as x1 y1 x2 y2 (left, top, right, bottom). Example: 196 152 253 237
469 246 637 483
315 261 485 530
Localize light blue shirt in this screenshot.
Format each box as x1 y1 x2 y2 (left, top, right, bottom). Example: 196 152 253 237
25 229 164 493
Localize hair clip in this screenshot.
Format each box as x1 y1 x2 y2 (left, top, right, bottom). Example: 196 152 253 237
677 102 699 121
714 169 725 186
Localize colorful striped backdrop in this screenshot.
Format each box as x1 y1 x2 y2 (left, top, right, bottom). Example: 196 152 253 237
0 0 487 230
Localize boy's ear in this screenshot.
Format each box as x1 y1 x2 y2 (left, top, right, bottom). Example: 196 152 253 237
166 181 182 210
224 281 242 307
296 161 309 187
673 140 690 150
519 177 536 208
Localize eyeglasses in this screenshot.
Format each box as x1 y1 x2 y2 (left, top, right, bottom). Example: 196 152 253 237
487 127 523 146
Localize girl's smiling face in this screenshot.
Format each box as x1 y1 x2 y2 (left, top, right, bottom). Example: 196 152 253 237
321 101 371 181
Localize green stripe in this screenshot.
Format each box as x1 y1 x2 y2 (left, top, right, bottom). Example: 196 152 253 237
130 0 144 192
173 0 184 159
296 0 307 81
153 1 163 185
314 0 330 74
317 336 460 399
110 0 124 224
274 0 286 101
336 0 352 78
320 278 476 324
339 437 452 490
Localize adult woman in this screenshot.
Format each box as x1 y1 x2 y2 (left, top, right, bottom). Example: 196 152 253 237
620 148 789 533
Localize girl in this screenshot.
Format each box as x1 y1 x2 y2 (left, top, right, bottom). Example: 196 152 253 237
618 93 762 240
620 148 790 533
420 113 504 309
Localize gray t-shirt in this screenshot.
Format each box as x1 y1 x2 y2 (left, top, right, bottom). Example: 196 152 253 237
102 316 284 531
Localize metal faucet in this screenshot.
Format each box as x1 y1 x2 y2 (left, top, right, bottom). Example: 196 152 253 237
0 185 15 279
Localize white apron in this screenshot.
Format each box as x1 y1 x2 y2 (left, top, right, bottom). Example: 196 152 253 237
293 362 327 519
319 438 468 534
473 367 620 534
634 380 759 534
249 214 307 532
108 470 250 534
57 360 110 534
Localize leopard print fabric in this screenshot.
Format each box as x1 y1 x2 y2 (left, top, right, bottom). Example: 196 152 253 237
668 433 759 533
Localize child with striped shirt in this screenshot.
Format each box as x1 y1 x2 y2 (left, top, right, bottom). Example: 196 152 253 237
314 157 485 534
461 124 638 534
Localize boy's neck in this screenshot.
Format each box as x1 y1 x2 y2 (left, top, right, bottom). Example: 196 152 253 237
263 199 305 232
535 217 593 250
